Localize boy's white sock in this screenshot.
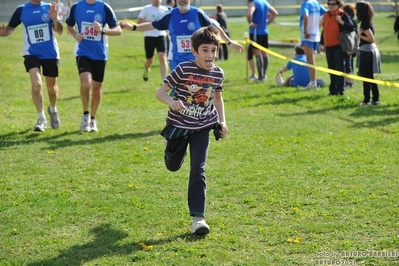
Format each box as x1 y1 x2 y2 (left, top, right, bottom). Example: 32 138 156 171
38 112 46 120
49 106 57 113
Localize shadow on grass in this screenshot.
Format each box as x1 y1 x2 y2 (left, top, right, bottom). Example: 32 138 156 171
27 224 133 266
276 101 399 131
61 89 132 102
27 223 203 266
228 85 399 131
0 130 161 150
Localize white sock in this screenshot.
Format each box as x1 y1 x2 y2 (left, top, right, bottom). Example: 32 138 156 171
49 106 57 113
310 81 316 86
38 112 46 120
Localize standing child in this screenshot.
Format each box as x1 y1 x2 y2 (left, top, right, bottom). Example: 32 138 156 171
155 26 227 235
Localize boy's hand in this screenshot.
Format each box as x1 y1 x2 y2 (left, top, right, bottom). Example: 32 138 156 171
169 99 187 112
213 122 228 140
219 122 228 138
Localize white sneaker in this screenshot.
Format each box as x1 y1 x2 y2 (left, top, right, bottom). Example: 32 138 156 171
191 217 210 235
47 106 60 129
276 73 284 86
34 117 47 132
90 119 98 132
302 82 318 91
249 74 258 82
80 114 91 132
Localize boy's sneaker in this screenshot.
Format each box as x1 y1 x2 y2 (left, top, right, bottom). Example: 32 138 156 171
359 101 372 107
80 114 91 132
249 74 257 82
47 106 60 129
34 117 47 132
143 69 149 81
302 82 318 91
191 216 210 235
90 119 98 132
372 101 380 105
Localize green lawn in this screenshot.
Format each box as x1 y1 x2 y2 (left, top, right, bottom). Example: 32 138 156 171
0 14 399 265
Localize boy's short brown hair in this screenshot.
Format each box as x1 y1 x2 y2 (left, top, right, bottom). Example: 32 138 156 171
295 45 305 55
190 25 221 52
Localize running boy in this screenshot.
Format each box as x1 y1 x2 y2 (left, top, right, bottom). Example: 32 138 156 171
155 25 227 235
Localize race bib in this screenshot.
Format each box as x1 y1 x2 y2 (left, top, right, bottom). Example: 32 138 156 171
81 21 101 41
176 35 192 53
27 23 50 44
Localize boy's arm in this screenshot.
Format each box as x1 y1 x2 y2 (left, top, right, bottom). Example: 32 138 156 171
155 83 187 112
213 91 228 138
278 66 288 74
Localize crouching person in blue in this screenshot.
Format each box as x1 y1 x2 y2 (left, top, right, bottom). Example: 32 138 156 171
275 45 325 88
155 26 227 236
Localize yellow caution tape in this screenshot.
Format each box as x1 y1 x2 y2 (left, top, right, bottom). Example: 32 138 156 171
247 39 399 88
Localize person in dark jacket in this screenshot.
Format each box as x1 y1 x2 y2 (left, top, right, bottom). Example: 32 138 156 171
342 3 357 88
394 14 399 40
215 4 229 60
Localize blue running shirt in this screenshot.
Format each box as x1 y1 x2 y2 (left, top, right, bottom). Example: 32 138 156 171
66 0 119 61
8 1 60 59
249 0 269 35
152 6 213 64
300 0 326 42
286 55 311 87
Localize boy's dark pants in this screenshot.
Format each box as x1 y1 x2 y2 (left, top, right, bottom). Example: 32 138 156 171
164 127 210 217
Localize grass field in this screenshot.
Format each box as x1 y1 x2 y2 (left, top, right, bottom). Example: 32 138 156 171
1 13 399 265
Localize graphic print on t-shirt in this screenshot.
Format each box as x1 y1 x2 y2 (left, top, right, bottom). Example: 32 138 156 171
181 74 215 118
